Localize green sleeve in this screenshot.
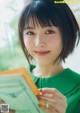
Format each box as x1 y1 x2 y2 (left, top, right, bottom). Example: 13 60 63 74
66 83 80 113
74 101 80 113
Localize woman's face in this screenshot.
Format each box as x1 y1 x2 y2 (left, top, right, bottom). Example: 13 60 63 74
23 19 62 65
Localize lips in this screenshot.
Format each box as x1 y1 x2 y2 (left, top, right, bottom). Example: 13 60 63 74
34 51 50 55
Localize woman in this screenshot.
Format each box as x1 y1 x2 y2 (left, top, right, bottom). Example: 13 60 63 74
18 0 80 113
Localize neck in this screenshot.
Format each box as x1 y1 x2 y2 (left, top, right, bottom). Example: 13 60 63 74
32 63 64 78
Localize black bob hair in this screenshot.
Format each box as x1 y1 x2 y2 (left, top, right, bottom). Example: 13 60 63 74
18 0 80 64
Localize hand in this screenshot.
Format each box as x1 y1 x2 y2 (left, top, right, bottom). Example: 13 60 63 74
38 88 67 113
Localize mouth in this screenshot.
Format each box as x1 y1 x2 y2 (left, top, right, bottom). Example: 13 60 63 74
34 51 50 56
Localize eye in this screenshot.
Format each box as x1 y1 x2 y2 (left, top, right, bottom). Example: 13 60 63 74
46 30 55 34
26 31 35 35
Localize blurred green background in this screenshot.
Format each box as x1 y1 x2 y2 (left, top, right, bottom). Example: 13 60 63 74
0 0 28 71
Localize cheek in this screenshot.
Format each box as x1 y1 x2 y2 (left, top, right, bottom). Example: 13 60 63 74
50 37 62 46
23 38 33 49
50 37 62 52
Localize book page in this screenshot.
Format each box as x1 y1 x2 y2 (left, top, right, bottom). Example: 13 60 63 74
0 73 44 113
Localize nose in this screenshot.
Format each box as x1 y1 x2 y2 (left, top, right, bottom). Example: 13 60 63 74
35 35 46 47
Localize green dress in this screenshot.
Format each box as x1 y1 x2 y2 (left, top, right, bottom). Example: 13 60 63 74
27 65 80 113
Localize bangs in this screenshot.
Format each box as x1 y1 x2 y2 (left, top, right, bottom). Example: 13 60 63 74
23 3 60 28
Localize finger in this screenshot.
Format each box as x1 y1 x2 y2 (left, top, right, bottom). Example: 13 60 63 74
38 93 67 109
39 100 58 113
40 94 67 105
39 99 64 113
39 96 67 110
39 103 55 112
9 109 15 113
39 97 67 113
39 96 56 103
39 88 63 96
40 88 66 100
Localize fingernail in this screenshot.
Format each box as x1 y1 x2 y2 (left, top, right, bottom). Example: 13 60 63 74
40 92 43 95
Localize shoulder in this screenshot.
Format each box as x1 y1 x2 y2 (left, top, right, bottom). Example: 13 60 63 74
65 69 80 112
64 68 80 82
61 68 80 95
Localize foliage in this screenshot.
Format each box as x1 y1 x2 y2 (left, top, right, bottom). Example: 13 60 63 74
0 0 28 71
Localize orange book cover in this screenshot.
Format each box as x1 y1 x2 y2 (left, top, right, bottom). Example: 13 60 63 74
0 67 40 96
